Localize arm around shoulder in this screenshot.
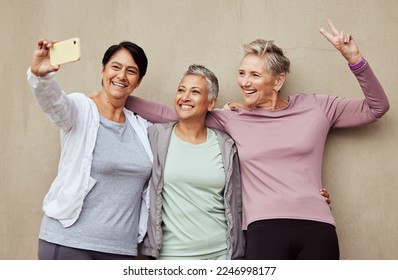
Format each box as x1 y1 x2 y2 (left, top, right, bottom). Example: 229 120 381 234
125 95 178 123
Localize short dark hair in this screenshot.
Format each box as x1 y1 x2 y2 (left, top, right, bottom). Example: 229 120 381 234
102 41 148 80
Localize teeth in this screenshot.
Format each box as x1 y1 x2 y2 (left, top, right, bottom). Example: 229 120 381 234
244 89 256 94
180 105 193 110
112 82 126 88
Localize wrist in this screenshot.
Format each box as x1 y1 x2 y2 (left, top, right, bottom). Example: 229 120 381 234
30 68 46 77
348 57 366 71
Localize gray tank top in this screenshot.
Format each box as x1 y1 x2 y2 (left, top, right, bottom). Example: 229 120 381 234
39 116 152 256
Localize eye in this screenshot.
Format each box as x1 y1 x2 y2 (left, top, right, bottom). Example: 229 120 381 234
238 71 245 76
192 90 201 95
127 69 137 75
111 65 121 70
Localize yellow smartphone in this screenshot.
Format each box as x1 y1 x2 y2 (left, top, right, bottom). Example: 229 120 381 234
50 38 81 66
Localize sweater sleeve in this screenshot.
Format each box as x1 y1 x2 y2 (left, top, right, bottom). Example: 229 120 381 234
125 95 178 123
317 61 389 128
27 68 78 131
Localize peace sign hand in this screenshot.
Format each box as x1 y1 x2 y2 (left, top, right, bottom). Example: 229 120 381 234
319 19 363 65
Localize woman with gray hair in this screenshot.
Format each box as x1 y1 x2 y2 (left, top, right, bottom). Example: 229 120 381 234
125 19 388 259
141 64 245 259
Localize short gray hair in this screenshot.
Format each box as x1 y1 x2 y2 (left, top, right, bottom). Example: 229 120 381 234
182 64 219 101
240 39 290 76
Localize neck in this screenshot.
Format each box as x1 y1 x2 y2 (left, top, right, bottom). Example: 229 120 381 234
260 95 288 110
175 120 207 144
92 91 126 123
101 90 126 109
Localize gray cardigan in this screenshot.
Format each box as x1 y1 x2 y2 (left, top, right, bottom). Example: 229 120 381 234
141 122 245 259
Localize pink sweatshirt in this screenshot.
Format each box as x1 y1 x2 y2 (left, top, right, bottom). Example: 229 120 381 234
125 61 389 229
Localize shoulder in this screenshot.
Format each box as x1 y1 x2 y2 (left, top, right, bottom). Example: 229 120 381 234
147 123 175 147
69 92 90 101
289 93 332 105
211 128 235 146
68 93 97 111
212 107 237 115
124 108 152 127
148 122 175 134
211 127 231 138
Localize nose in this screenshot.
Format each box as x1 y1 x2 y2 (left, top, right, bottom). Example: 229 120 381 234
239 75 251 87
243 77 251 87
181 91 191 100
117 69 127 80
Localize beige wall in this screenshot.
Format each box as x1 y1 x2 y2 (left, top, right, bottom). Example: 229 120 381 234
1 0 397 259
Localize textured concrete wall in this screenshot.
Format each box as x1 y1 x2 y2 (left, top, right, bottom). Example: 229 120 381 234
1 0 397 259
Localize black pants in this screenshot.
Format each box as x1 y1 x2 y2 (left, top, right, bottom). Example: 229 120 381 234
245 219 339 260
38 239 136 260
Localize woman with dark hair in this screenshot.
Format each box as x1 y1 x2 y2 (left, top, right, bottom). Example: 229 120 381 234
27 40 153 259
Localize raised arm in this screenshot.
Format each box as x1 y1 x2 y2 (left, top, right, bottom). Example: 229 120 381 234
125 95 178 123
318 19 389 125
27 39 78 131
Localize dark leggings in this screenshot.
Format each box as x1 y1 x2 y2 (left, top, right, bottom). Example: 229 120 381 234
38 239 136 260
245 219 340 260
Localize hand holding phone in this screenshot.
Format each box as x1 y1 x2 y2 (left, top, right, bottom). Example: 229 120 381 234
50 38 81 66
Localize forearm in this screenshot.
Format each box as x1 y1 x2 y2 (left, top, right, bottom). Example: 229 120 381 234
27 68 76 130
326 61 389 128
353 61 390 120
125 95 178 123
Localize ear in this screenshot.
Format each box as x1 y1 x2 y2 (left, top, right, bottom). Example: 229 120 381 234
208 98 217 111
274 73 286 92
100 65 105 78
136 78 142 88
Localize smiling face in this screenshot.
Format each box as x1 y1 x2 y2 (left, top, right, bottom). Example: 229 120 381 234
174 74 216 122
101 48 141 102
237 54 285 107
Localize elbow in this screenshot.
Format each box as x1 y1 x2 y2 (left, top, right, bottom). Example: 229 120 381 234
373 102 390 120
384 102 390 115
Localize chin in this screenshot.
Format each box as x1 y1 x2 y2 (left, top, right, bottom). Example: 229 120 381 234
243 97 254 106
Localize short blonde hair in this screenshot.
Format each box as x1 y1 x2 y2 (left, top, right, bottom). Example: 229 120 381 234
240 39 290 76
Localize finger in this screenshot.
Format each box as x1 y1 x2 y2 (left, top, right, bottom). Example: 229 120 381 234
39 40 51 51
47 41 56 49
320 188 329 197
319 27 335 42
344 33 352 44
37 39 48 51
327 18 339 35
49 64 61 73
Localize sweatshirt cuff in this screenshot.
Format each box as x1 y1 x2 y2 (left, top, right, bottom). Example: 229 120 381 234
27 67 55 80
348 58 366 71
